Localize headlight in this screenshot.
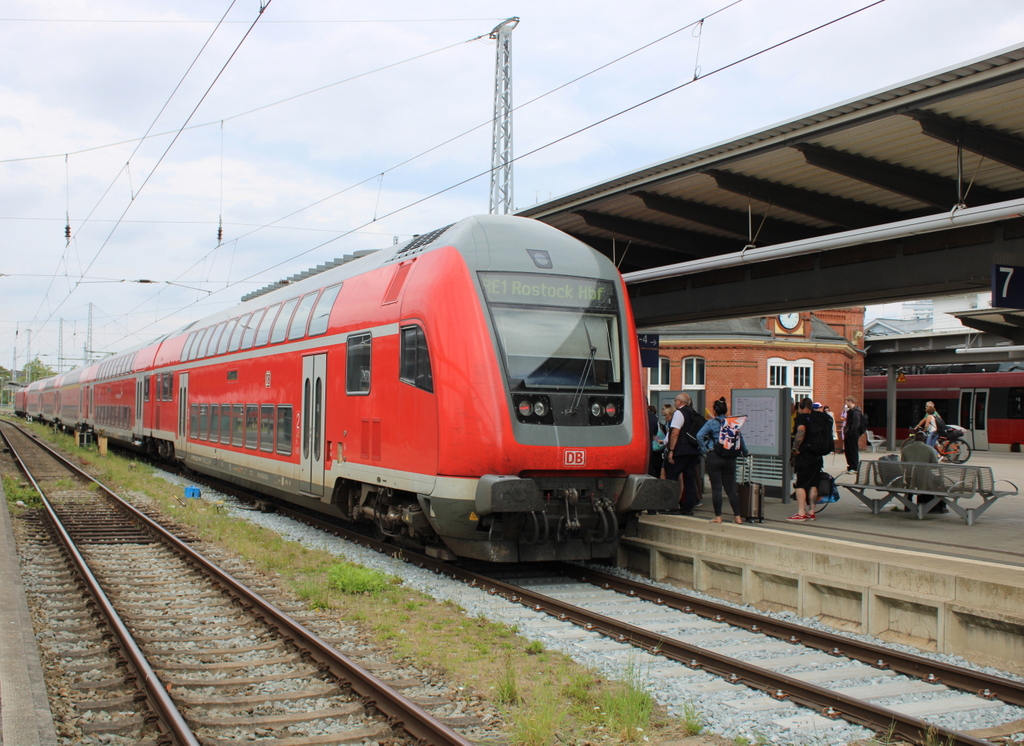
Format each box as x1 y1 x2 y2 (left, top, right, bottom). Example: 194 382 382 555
591 402 603 418
519 400 534 417
605 402 618 418
533 399 548 417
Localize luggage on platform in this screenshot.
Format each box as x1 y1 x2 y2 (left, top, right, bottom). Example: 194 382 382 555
738 481 765 523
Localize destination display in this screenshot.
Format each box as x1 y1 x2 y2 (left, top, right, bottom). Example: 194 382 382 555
479 272 617 311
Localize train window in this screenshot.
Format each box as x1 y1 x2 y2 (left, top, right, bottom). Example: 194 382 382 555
217 319 238 355
302 380 311 459
232 404 244 446
191 327 211 361
276 406 293 455
346 333 372 394
228 313 251 352
259 405 275 452
245 405 258 449
399 326 433 393
241 309 265 350
209 404 219 442
220 406 231 444
181 331 199 362
163 372 174 402
307 284 341 337
287 293 318 341
270 299 298 344
198 404 208 440
254 305 280 347
144 376 151 402
204 321 229 358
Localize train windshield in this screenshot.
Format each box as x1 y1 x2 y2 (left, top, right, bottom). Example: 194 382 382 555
480 272 622 391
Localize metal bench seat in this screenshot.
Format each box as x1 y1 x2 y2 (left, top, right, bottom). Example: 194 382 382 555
841 461 1018 525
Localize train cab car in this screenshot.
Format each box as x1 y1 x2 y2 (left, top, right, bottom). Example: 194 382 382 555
34 215 675 562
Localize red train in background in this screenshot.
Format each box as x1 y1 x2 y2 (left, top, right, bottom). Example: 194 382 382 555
16 215 674 562
863 364 1024 451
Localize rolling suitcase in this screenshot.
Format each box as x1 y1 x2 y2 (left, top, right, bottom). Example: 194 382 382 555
737 455 764 523
738 481 765 523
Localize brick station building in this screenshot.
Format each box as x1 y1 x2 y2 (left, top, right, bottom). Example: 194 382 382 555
643 309 866 417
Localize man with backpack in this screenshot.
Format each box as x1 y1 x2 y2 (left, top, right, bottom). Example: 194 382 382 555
843 395 866 474
789 397 834 521
664 392 703 515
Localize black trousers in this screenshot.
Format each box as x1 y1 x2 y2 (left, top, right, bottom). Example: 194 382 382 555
844 432 860 471
705 451 740 517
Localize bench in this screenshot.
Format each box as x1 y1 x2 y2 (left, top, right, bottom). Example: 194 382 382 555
865 430 886 452
840 460 1018 525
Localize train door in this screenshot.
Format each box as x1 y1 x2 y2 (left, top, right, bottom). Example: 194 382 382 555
176 372 189 456
958 388 989 450
136 377 143 432
300 354 327 498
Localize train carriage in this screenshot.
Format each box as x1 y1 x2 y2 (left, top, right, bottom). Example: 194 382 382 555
864 366 1024 451
21 215 675 562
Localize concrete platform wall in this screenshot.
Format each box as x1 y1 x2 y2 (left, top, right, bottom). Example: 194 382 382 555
620 519 1024 674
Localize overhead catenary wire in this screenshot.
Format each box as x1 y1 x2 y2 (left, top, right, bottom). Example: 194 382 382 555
98 0 889 352
32 0 274 333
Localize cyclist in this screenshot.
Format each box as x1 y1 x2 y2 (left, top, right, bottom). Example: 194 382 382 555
915 401 943 449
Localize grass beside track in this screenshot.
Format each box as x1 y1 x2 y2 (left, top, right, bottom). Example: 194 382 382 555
4 419 709 746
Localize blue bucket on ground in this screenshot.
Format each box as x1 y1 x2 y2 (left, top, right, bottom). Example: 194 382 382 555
184 486 202 499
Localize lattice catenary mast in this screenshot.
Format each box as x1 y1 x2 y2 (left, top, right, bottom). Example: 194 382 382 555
489 17 518 215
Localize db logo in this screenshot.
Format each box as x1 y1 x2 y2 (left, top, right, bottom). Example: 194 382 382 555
563 449 586 467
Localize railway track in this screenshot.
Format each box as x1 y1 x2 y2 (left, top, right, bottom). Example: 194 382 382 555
1 420 477 746
175 476 1024 745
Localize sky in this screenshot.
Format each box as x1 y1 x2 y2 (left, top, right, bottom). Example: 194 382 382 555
2 0 1023 372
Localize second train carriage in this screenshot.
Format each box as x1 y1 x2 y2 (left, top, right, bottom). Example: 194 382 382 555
863 364 1024 451
18 215 675 562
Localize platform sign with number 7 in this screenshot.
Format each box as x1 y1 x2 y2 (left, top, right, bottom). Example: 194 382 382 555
992 265 1024 309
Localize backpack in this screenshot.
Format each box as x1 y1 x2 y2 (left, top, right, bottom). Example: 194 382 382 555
815 471 841 508
804 410 835 456
682 407 707 449
932 412 946 436
713 415 746 458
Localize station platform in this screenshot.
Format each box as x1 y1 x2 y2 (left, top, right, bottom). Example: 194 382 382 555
622 448 1024 673
708 449 1024 568
0 480 59 746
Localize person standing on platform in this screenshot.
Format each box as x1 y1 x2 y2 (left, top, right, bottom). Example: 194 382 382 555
697 397 748 524
664 393 700 515
789 398 822 521
822 404 838 451
843 395 866 474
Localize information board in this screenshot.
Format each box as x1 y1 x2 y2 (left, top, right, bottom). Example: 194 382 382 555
730 388 791 457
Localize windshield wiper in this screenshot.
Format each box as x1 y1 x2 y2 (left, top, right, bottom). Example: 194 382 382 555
565 322 597 416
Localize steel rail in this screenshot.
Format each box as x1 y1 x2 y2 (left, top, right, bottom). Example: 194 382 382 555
565 564 1024 708
443 564 992 746
231 505 995 746
4 422 474 746
0 422 198 746
51 430 1003 746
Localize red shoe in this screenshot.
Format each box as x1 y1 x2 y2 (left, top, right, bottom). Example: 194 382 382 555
786 513 808 521
806 513 816 521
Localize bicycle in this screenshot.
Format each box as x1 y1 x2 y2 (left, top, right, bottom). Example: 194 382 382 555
900 426 972 463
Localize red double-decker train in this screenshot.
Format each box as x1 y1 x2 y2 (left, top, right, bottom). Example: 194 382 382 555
16 215 673 562
863 365 1024 451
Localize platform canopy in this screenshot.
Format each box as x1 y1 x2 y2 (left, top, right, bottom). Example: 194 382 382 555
518 44 1024 324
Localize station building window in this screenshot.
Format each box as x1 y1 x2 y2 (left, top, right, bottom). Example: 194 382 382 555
768 357 813 401
683 356 705 388
649 356 670 390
